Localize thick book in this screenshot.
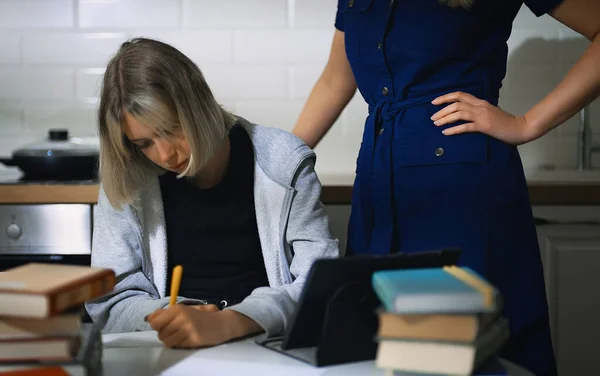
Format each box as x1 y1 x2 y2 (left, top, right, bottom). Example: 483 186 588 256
377 307 500 342
376 318 509 376
0 366 72 375
387 356 508 376
0 323 102 375
0 263 115 318
372 266 500 314
0 335 81 363
0 312 81 340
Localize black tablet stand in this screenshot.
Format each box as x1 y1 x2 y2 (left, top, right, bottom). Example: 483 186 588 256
311 280 381 366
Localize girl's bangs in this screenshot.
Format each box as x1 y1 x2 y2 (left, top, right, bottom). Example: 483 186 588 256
126 95 180 138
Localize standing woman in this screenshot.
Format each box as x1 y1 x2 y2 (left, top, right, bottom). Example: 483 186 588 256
292 1 600 375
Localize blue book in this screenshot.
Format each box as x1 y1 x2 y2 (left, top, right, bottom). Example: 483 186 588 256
372 266 500 314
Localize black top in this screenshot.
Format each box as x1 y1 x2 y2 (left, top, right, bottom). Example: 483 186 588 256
160 125 269 308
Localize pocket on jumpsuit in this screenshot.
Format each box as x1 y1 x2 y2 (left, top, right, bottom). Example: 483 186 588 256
391 129 490 273
341 0 374 58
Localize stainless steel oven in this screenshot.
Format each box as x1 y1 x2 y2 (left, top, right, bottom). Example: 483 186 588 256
0 204 92 272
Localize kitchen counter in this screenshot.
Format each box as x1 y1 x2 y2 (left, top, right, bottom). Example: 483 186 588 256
1 171 599 205
0 170 100 204
0 183 100 204
318 173 600 205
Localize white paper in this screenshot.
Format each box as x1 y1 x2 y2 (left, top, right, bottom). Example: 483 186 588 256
161 358 327 376
102 330 163 348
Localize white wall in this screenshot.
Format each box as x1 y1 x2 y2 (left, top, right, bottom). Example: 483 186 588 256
0 0 598 176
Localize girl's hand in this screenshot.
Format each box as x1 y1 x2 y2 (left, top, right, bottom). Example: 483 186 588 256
431 91 542 145
146 304 230 348
146 304 262 348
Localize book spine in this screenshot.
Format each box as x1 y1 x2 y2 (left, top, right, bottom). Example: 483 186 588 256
443 266 495 309
372 274 395 312
49 274 116 316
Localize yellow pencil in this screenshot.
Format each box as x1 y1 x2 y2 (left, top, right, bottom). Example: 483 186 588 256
169 265 183 307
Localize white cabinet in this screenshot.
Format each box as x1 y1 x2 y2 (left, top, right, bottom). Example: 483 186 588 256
536 224 600 376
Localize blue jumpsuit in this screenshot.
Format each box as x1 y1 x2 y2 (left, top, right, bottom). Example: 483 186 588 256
337 1 561 375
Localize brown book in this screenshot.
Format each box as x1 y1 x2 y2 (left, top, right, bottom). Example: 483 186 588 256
376 318 509 375
0 312 81 340
377 310 499 342
0 366 71 375
0 263 115 319
0 335 81 363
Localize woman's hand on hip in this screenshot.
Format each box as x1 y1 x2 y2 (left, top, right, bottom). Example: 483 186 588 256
430 91 541 145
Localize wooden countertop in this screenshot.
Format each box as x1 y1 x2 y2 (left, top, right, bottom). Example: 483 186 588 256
1 181 599 205
324 182 600 205
0 184 101 204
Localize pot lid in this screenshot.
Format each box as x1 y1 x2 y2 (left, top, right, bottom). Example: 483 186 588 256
13 129 99 157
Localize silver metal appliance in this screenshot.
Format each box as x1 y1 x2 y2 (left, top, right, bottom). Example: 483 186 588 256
0 204 92 272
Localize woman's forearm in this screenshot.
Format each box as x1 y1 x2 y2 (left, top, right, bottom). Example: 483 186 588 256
293 74 357 148
525 33 600 139
292 30 358 149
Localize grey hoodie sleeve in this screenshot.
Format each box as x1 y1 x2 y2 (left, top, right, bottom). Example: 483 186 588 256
225 156 340 337
85 188 202 333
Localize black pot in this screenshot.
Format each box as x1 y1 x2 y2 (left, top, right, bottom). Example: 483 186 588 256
0 129 99 181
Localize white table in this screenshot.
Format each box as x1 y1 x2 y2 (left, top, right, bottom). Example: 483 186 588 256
90 331 533 376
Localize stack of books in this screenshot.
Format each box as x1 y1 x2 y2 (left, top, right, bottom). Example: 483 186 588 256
371 265 509 376
0 263 115 374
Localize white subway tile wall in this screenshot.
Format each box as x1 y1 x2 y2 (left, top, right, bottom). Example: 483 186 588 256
78 0 180 29
0 0 73 29
0 34 20 64
0 68 74 100
23 33 128 65
182 0 288 30
0 0 598 176
76 68 105 99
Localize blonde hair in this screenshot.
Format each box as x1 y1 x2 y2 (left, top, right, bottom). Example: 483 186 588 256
97 38 236 209
439 0 474 8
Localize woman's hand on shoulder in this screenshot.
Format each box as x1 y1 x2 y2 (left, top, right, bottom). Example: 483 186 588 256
430 91 541 145
146 304 262 348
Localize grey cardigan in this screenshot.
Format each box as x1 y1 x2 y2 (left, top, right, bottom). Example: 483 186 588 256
85 118 340 336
